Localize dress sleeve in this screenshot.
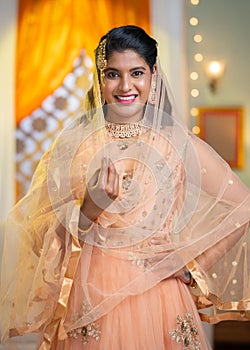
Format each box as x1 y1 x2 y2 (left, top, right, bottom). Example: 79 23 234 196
186 133 250 322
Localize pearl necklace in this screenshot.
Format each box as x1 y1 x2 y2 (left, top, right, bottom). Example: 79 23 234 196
105 121 147 138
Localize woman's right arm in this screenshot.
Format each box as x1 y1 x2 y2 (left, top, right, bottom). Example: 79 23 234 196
78 157 119 231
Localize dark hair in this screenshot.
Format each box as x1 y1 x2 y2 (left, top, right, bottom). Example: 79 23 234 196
95 25 158 72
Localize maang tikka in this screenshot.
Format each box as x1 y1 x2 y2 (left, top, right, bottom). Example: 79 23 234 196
96 38 107 105
97 38 107 74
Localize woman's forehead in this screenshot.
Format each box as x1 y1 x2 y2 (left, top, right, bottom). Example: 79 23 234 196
106 50 149 69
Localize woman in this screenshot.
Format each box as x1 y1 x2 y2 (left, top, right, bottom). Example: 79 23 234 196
1 25 249 350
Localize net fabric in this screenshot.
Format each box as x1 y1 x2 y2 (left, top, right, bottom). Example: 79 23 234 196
1 60 249 349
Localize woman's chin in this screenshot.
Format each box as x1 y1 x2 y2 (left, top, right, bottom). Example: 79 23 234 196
105 102 145 123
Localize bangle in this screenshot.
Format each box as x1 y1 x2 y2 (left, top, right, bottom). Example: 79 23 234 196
189 275 198 289
78 222 94 234
184 270 191 283
184 270 197 289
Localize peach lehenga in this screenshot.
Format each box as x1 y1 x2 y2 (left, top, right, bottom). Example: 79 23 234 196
1 62 249 350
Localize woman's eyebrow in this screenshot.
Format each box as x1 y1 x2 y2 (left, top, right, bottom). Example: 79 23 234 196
130 66 147 72
104 66 147 72
104 67 119 72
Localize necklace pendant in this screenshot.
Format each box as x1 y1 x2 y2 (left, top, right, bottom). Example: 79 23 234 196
118 141 129 150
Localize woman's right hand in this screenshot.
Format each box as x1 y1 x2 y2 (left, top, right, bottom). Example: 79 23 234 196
79 157 119 226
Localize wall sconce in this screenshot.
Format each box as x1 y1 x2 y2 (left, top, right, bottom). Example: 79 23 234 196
205 60 225 93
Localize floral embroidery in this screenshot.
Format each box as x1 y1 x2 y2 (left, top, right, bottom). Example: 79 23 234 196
69 322 101 344
128 250 150 269
128 242 151 270
168 313 200 350
69 300 101 344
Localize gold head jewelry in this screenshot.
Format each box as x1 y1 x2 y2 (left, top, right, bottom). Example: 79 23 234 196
97 38 107 72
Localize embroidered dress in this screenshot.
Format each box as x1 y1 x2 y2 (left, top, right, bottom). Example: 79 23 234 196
1 58 249 350
52 128 211 349
57 280 208 349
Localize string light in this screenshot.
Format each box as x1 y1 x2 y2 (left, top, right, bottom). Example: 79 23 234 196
191 89 199 98
193 34 202 43
190 107 199 117
190 0 199 5
189 17 199 26
192 126 200 134
194 53 203 62
190 72 199 80
189 0 202 133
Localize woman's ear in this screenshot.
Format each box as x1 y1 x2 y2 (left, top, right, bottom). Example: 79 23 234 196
152 64 157 74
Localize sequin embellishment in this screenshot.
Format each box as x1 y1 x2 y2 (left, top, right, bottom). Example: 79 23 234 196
69 300 101 344
69 323 101 345
168 313 200 349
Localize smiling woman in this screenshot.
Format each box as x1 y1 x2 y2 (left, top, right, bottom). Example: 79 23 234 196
97 26 157 124
1 25 250 350
101 50 153 122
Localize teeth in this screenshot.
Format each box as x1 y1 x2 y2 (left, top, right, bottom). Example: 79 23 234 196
117 95 135 101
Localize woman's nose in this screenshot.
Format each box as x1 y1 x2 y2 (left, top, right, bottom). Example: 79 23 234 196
119 75 132 92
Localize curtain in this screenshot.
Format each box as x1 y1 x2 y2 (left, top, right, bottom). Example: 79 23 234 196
16 0 150 124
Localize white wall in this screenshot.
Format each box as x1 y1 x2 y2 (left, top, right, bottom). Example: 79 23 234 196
0 0 17 263
0 0 18 347
151 0 189 122
0 1 17 224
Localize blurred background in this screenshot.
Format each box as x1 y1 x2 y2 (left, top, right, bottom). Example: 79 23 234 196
0 0 249 348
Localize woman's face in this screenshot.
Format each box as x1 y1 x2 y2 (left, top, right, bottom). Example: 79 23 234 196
101 49 154 123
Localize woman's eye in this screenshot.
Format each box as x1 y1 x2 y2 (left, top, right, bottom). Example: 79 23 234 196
107 71 119 78
132 71 144 77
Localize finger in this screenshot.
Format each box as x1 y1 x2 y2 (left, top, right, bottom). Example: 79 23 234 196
113 172 119 197
107 159 117 180
173 268 191 284
99 157 109 188
183 269 191 283
106 160 117 193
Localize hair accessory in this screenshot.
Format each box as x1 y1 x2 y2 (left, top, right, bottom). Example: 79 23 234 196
97 38 107 71
100 92 105 106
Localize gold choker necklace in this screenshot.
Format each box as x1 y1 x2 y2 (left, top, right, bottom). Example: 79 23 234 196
105 121 147 138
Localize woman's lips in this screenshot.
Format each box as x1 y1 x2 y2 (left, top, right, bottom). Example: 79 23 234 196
115 94 137 104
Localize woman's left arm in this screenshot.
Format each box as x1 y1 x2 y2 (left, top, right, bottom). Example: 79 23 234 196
189 133 250 272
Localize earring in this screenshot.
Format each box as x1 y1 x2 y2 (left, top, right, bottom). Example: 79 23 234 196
148 75 156 104
100 92 105 106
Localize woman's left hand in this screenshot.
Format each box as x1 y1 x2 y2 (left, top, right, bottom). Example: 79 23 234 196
150 236 191 284
172 268 191 284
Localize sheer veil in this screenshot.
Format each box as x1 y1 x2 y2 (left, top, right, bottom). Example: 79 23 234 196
1 57 249 347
